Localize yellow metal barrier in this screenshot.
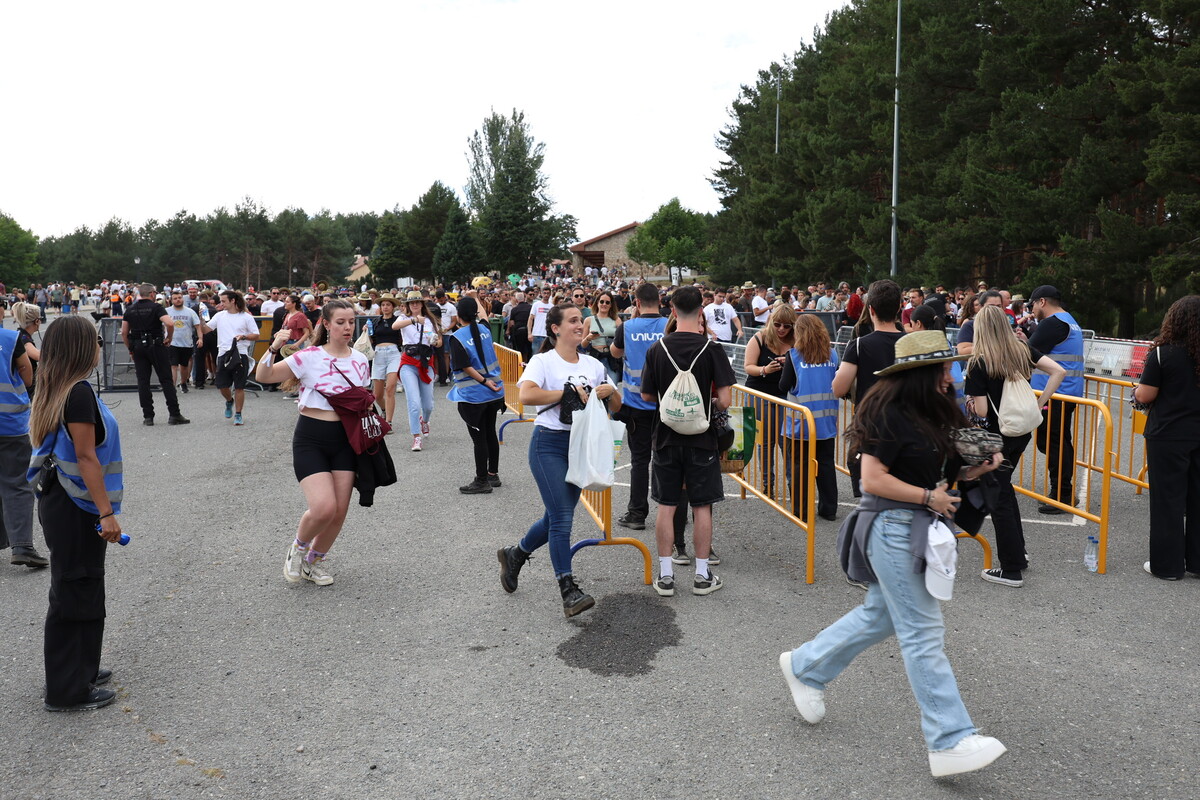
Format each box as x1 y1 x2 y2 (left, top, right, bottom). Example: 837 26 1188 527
728 385 820 583
493 344 531 425
1085 375 1149 493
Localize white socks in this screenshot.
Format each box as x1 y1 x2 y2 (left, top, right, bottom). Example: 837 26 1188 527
659 556 674 579
695 558 710 579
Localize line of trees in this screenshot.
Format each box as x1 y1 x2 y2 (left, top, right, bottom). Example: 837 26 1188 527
711 0 1199 337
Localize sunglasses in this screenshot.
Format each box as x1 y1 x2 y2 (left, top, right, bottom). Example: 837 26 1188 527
598 300 611 305
773 322 794 329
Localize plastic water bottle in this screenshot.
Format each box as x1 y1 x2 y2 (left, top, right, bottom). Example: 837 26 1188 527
1084 536 1098 572
200 304 210 323
95 522 130 546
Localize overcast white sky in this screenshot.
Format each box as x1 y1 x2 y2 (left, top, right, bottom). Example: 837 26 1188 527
3 0 847 243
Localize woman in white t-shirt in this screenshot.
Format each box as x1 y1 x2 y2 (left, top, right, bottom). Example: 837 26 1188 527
204 290 261 425
495 303 621 618
254 299 368 587
390 291 442 451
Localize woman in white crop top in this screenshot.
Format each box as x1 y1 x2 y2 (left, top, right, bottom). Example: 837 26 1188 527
255 299 368 587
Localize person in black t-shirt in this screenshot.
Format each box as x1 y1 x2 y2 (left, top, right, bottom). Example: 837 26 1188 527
120 283 188 426
506 293 533 363
832 279 904 498
1134 295 1200 580
640 287 735 598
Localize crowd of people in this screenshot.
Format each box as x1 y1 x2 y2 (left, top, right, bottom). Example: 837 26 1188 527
2 268 1197 780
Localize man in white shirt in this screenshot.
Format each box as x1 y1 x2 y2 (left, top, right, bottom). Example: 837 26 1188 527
260 288 284 318
704 290 744 343
529 286 554 354
752 285 771 327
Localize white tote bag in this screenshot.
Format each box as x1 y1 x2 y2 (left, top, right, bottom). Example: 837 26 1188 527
566 387 622 491
995 377 1042 437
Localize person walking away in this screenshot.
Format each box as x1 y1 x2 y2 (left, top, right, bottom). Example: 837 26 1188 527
1134 295 1200 580
640 287 734 597
165 291 202 395
780 330 1008 777
391 291 441 451
1026 285 1084 513
28 316 125 710
495 303 620 617
831 279 904 497
369 294 402 429
506 291 533 363
254 300 367 587
963 305 1064 587
448 297 505 493
609 283 668 531
0 315 43 568
120 283 189 426
204 290 259 426
778 314 839 521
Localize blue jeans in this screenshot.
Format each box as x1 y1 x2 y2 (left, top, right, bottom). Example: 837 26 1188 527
531 336 546 355
785 508 975 750
519 426 581 577
399 364 434 436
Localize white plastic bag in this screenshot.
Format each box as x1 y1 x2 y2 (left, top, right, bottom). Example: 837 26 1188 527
566 387 618 491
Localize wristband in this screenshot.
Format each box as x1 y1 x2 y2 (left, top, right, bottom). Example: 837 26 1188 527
477 377 487 384
923 488 932 507
98 511 115 521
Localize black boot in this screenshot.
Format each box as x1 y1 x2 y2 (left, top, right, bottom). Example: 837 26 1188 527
11 545 49 568
497 546 530 593
558 574 595 618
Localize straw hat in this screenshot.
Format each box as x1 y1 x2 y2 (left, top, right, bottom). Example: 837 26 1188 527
378 293 398 305
873 331 968 376
404 290 424 303
357 292 371 301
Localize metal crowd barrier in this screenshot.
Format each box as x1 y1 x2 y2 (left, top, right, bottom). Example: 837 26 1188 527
493 344 533 441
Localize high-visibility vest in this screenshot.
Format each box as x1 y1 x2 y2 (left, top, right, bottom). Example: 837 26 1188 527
620 316 668 411
784 348 839 440
1030 311 1084 397
448 324 504 404
0 329 30 435
27 382 123 515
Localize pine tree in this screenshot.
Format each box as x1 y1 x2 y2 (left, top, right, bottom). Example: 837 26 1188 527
432 204 482 285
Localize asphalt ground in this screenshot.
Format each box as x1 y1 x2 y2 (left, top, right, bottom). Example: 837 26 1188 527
2 374 1199 800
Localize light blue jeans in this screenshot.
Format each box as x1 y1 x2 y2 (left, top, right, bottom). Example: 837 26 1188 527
399 364 434 436
785 508 975 750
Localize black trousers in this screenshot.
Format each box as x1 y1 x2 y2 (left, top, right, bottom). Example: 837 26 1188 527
621 407 657 520
1146 436 1200 578
991 436 1031 573
786 436 838 519
131 341 180 419
41 480 107 706
1035 399 1076 504
458 399 504 479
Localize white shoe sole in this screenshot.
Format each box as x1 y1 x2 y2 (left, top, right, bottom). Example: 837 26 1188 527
653 580 675 597
779 651 825 724
929 737 1007 777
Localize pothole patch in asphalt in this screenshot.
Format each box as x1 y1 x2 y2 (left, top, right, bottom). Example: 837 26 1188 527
555 591 681 676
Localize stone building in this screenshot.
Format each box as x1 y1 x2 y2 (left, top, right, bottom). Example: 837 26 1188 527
569 222 645 276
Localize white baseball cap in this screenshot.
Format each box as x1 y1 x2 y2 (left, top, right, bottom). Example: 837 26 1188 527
924 518 958 601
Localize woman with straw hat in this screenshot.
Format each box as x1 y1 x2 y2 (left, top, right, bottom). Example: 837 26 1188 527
779 330 1008 778
369 293 402 429
391 290 441 452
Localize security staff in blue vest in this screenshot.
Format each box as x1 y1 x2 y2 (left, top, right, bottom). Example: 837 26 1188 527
28 316 125 711
0 319 43 567
448 297 506 495
1027 285 1085 514
779 314 840 521
610 283 669 530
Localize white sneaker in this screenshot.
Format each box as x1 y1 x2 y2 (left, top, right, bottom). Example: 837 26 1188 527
412 435 422 452
778 651 825 724
283 541 305 583
300 557 333 586
928 734 1007 777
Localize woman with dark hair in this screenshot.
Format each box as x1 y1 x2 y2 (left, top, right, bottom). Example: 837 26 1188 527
780 331 1008 777
448 296 506 494
496 303 621 617
1134 295 1200 580
369 294 402 429
585 290 620 383
205 289 259 425
255 299 367 587
963 305 1064 588
28 316 123 711
391 291 441 452
778 313 839 520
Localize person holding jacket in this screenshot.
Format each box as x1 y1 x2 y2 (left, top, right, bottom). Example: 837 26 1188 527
780 330 1007 777
964 305 1065 588
448 297 506 494
28 316 124 710
1134 295 1200 580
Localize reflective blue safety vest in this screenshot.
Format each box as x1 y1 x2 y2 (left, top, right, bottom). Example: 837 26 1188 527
1030 311 1084 397
950 360 966 411
0 329 30 436
784 348 839 440
620 315 668 411
447 324 504 404
27 382 123 515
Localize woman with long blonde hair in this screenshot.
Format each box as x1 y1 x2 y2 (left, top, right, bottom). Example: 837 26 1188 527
778 314 839 520
743 304 797 497
964 305 1065 588
28 316 125 711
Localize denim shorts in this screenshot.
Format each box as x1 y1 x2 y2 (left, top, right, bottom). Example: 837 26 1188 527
371 345 400 380
651 445 724 507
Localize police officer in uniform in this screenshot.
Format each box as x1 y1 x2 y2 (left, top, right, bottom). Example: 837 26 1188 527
1027 285 1085 513
120 283 189 426
610 283 669 530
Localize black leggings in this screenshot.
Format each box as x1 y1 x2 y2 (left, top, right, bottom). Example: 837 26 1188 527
292 416 356 481
458 399 504 478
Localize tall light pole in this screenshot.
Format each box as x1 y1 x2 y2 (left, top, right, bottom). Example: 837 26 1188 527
890 0 902 276
775 66 781 155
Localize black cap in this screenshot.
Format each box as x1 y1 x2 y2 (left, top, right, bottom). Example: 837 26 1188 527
1029 285 1062 302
